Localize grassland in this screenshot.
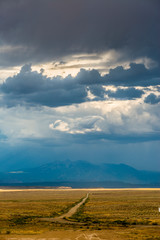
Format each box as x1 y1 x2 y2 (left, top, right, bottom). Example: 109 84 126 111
70 189 160 239
0 189 160 239
0 189 85 235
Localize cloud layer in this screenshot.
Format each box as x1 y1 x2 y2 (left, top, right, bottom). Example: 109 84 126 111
0 63 159 107
0 0 159 67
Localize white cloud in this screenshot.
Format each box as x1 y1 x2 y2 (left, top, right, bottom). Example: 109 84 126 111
49 116 102 134
49 120 70 132
0 97 159 145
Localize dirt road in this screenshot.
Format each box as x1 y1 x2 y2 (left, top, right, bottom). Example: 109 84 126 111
41 193 89 224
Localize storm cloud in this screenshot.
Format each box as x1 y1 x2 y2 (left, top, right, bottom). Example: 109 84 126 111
79 63 160 87
144 93 160 105
104 63 160 87
1 62 160 107
0 0 159 67
106 88 144 100
0 64 88 107
1 63 159 107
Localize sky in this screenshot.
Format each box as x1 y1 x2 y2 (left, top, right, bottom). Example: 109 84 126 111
0 0 160 171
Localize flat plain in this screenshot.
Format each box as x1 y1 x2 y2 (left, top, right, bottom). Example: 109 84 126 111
0 189 160 240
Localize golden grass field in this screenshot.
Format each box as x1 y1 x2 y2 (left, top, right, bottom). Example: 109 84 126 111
0 189 160 240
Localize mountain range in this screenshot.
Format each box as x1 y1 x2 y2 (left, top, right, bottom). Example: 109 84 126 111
0 160 160 187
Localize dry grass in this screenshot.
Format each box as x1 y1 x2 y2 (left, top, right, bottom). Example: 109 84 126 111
70 190 160 239
0 190 85 234
0 189 160 239
83 190 160 223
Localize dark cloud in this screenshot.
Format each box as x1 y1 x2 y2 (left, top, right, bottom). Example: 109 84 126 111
88 85 106 99
105 64 160 86
88 85 144 100
77 63 160 87
0 64 87 107
2 64 44 94
144 93 160 104
106 88 144 100
77 69 102 85
0 0 159 66
0 63 159 107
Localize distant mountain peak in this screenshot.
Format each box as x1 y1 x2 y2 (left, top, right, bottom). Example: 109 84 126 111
0 160 160 185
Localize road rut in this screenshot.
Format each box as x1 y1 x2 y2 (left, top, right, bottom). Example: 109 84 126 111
41 193 89 224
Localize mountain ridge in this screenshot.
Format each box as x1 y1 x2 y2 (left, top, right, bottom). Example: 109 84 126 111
0 160 160 185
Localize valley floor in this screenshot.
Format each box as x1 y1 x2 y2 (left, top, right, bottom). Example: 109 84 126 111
0 188 160 239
